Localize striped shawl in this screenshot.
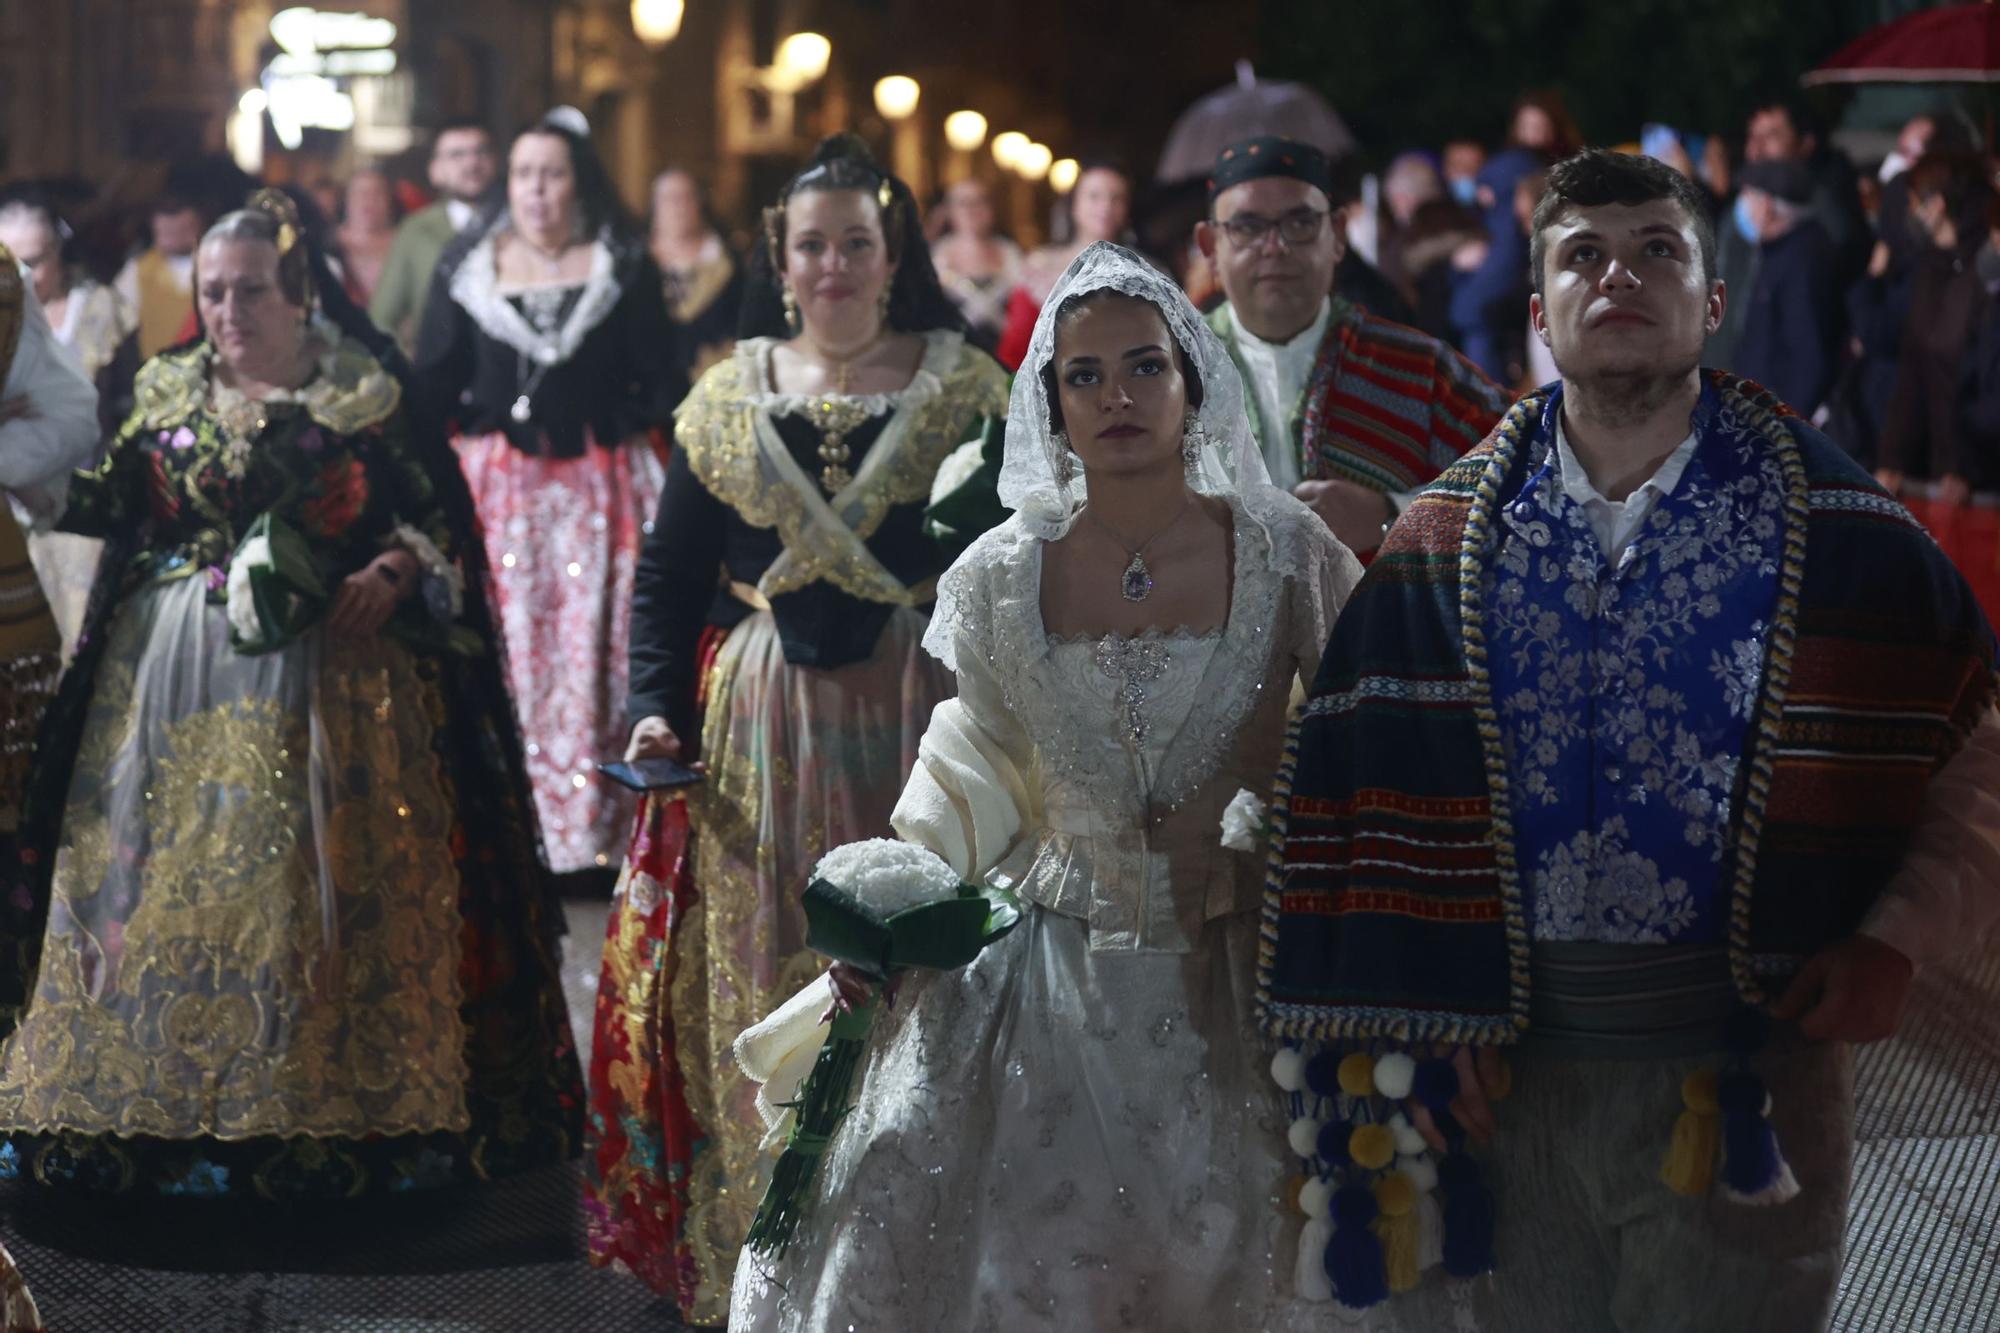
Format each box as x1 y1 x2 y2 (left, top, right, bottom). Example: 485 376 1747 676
1209 299 1508 495
1260 372 1999 1044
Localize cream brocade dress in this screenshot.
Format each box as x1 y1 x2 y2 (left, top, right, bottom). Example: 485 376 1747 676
732 497 1363 1331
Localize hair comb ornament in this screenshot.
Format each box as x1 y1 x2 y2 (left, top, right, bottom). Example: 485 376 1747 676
246 188 302 255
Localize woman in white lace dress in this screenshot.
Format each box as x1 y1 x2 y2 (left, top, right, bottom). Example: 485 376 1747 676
730 243 1364 1331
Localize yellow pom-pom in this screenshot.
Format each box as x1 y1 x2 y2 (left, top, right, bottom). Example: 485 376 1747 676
1371 1173 1422 1293
1337 1052 1377 1098
1349 1123 1396 1171
1372 1170 1417 1218
1659 1067 1722 1197
1681 1068 1719 1115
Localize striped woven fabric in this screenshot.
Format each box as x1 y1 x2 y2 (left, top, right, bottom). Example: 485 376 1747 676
1207 299 1508 495
1301 300 1509 493
1259 372 1999 1045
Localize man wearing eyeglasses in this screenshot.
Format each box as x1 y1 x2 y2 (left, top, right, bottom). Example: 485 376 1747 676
1197 137 1508 557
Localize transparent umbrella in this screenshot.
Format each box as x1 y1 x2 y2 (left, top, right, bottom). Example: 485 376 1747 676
1154 60 1355 183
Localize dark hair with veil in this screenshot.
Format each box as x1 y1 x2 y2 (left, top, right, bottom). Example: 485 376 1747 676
739 133 967 340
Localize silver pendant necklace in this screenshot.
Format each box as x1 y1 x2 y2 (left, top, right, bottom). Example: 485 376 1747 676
1086 491 1193 603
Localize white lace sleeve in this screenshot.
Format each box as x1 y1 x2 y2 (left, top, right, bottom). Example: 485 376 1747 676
1238 490 1364 687
1 281 100 529
896 538 1036 880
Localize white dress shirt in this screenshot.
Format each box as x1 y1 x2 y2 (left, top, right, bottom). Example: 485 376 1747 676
1552 415 1701 565
1229 298 1331 494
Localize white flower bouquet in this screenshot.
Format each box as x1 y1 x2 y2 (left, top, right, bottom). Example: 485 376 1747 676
225 513 327 655
741 838 1020 1256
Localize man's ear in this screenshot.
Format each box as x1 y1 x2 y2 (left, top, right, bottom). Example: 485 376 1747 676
1194 219 1217 262
1529 291 1550 347
1706 278 1727 337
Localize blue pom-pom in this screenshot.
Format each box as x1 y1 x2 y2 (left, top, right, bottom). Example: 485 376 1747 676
1412 1057 1458 1112
1715 1069 1765 1114
1316 1118 1354 1168
1324 1186 1389 1309
1304 1049 1345 1098
1437 1153 1496 1278
1332 1183 1379 1228
1717 1071 1783 1194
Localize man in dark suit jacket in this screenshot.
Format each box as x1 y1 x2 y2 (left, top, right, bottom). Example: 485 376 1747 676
1729 158 1840 417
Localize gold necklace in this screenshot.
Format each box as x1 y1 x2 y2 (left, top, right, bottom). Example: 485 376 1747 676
801 330 886 495
1086 490 1193 603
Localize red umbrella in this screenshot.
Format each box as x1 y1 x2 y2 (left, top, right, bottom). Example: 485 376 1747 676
1803 3 2000 85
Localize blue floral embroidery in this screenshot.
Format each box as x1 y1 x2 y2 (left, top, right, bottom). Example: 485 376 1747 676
158 1157 230 1197
1486 392 1785 945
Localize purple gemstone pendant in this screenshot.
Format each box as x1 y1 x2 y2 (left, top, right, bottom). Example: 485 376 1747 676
1120 553 1153 602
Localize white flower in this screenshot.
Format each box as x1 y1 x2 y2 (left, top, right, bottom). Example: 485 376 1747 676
927 437 987 508
812 838 961 917
1219 788 1267 852
226 534 273 645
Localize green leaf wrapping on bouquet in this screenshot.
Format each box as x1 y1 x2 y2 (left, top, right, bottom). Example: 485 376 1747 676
802 877 1023 980
746 878 1021 1256
744 995 877 1258
226 512 328 655
922 412 1009 559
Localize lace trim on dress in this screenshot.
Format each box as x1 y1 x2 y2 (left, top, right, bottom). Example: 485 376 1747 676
738 332 954 418
446 219 624 366
674 331 1006 606
934 494 1303 815
1044 625 1227 647
136 334 402 441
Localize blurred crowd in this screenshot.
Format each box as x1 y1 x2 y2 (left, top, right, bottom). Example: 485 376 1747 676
1305 91 2000 506
11 87 1999 509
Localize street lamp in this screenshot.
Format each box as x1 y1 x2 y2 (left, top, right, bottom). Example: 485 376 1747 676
944 110 987 152
1049 157 1079 193
991 130 1029 171
1016 142 1052 181
774 31 832 91
873 75 920 121
630 0 684 47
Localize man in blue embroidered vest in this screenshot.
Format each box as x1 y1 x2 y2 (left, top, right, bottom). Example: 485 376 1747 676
1261 150 2000 1329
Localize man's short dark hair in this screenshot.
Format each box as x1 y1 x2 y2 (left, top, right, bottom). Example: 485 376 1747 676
433 117 493 148
1528 149 1716 293
1750 95 1824 147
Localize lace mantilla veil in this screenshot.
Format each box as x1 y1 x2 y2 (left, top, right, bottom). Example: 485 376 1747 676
926 240 1331 671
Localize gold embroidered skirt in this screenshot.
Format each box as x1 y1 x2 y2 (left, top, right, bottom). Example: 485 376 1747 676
666 605 950 1323
0 575 468 1143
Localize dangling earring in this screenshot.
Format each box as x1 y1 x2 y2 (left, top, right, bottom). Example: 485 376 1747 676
1054 429 1075 487
781 285 800 333
877 285 892 321
1181 408 1206 481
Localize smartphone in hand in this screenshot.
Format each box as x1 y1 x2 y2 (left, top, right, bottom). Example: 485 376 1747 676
596 758 706 791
